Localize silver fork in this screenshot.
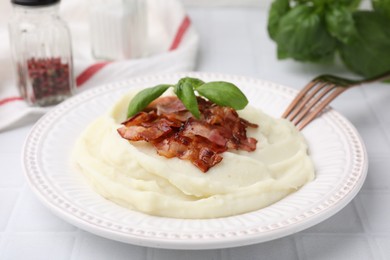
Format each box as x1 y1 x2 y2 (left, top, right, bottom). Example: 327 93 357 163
282 71 390 130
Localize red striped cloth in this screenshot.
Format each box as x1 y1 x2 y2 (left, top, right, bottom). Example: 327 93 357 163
0 0 198 130
1 15 192 106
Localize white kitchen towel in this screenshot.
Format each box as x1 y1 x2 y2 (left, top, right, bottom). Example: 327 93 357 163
0 0 199 131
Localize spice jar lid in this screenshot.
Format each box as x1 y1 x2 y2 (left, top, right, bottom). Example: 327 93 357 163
11 0 60 6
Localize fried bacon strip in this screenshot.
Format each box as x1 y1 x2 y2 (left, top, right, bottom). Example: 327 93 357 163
117 96 258 172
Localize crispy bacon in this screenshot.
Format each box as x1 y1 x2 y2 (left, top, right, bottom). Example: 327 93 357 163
182 118 228 147
117 96 258 172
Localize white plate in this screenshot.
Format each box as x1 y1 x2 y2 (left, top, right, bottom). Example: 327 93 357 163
22 72 368 250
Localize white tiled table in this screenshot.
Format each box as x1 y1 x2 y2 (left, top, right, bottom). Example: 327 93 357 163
1 3 390 260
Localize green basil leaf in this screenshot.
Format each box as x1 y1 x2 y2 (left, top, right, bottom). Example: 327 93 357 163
179 77 205 89
196 81 248 110
275 4 337 62
339 11 390 77
267 0 291 41
372 0 390 20
325 5 357 44
174 81 200 119
127 84 171 118
343 0 362 10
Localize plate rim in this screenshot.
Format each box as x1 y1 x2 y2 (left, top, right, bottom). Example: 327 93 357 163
22 72 368 249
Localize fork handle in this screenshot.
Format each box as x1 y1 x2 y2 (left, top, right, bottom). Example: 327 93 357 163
360 70 390 84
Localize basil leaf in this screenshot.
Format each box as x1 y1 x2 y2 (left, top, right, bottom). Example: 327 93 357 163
372 0 390 20
267 0 290 41
339 11 390 77
179 77 205 89
127 84 171 118
343 0 362 10
174 80 200 119
325 5 358 44
275 5 337 63
196 81 248 110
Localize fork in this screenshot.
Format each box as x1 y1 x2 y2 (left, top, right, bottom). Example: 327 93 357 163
282 70 390 130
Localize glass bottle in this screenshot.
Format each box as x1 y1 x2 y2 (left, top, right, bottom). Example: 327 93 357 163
8 0 75 107
89 0 148 60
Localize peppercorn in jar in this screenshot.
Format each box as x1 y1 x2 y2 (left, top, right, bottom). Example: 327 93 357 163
8 0 75 107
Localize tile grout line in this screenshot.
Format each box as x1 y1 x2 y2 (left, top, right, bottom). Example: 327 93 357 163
372 235 390 260
360 86 390 150
352 199 385 260
0 184 80 259
353 192 377 234
69 229 84 260
293 234 307 260
0 184 25 258
350 199 370 235
364 233 386 260
353 190 390 260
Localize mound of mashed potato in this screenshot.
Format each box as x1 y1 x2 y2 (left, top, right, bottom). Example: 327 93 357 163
73 91 315 219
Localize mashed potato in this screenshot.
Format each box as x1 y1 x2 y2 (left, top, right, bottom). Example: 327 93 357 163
73 91 315 219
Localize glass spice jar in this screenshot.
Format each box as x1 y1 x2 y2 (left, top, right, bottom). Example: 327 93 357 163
89 0 148 60
8 0 75 107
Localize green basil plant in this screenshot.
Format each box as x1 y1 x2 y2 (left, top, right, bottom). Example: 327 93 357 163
268 0 390 78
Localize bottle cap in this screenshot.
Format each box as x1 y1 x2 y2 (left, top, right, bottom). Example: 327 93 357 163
11 0 60 6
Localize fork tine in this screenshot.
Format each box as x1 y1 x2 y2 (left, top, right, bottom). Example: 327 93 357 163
286 81 331 123
283 70 390 130
291 83 336 125
296 87 346 130
282 79 319 119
